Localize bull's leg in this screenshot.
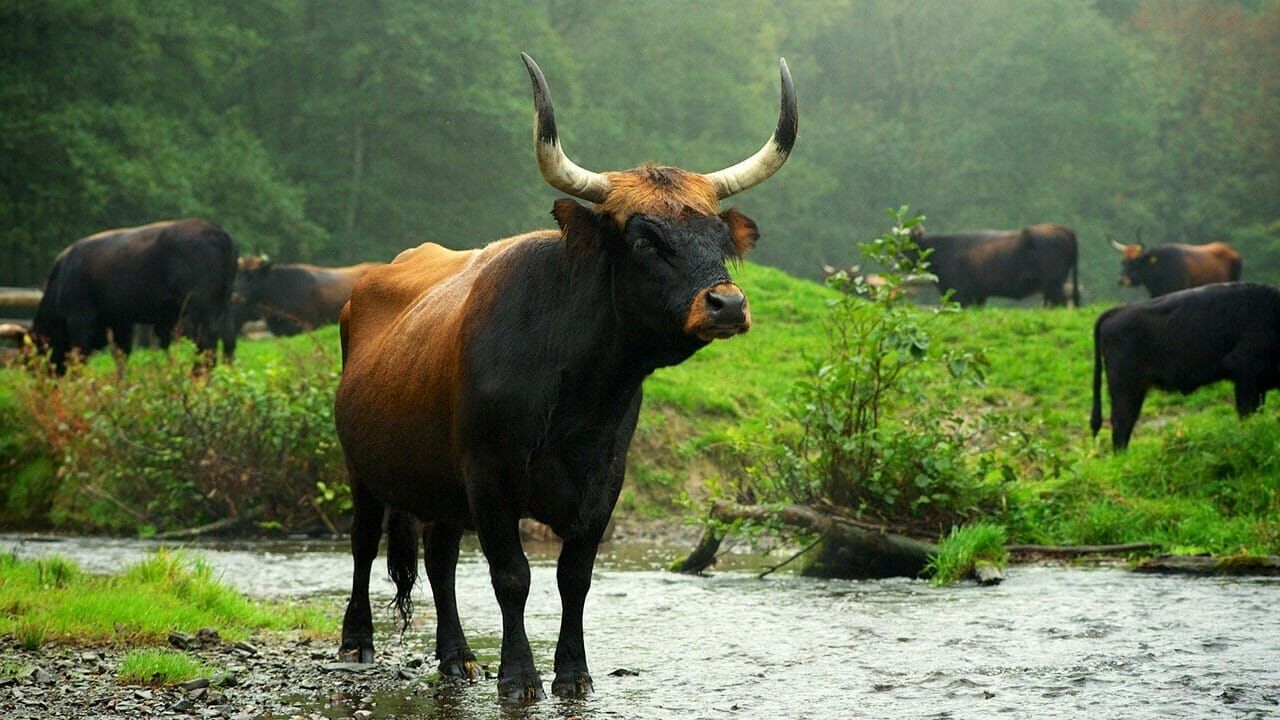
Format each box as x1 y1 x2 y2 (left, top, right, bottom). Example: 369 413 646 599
154 321 175 350
552 535 601 698
423 522 479 679
62 311 99 373
1232 379 1264 416
470 473 544 702
339 480 385 663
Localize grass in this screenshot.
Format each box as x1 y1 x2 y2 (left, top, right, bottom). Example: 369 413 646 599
0 550 331 646
118 649 218 686
927 523 1008 586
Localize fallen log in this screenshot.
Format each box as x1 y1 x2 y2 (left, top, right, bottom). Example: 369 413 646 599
1134 554 1280 576
674 501 936 580
151 507 265 540
0 287 42 311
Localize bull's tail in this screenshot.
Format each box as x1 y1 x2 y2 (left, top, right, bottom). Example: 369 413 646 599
1090 309 1113 438
385 509 419 632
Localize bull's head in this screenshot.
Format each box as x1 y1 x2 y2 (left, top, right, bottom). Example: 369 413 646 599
522 53 795 353
1108 233 1148 287
232 255 274 324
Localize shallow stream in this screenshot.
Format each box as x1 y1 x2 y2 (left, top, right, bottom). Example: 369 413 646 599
5 534 1277 719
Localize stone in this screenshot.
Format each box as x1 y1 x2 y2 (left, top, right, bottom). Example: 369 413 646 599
181 677 211 691
169 631 199 650
197 628 222 644
320 663 376 674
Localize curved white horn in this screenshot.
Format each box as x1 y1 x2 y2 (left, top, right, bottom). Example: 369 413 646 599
705 58 799 200
521 53 611 204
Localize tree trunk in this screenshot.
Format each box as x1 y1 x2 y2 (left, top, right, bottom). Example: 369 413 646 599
1135 554 1280 576
674 502 936 580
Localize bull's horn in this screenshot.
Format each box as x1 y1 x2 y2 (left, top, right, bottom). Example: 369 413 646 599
521 52 611 204
705 58 798 200
1108 236 1127 252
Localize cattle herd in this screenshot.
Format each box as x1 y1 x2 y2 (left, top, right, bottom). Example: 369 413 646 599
4 54 1275 701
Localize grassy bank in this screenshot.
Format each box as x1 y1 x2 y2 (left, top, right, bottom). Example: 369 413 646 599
0 550 329 647
1 262 1276 554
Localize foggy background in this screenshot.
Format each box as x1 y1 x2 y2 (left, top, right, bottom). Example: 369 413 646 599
3 0 1277 301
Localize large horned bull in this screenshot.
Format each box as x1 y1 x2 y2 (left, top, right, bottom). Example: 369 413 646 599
1109 233 1242 297
333 54 796 701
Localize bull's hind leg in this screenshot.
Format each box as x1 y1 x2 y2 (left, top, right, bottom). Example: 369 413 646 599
339 480 385 663
1108 382 1147 452
423 522 480 679
552 535 601 698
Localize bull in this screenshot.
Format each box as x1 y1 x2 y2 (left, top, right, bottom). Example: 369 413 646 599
1108 236 1242 297
31 218 238 373
907 223 1080 307
332 53 797 700
1090 282 1280 450
233 257 384 336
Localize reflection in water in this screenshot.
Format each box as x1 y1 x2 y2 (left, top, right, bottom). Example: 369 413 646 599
5 534 1279 719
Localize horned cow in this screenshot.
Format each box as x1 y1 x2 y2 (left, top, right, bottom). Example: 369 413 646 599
332 53 797 701
1109 237 1242 297
233 257 384 336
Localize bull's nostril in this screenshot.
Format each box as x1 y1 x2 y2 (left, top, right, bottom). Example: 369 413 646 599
706 292 727 312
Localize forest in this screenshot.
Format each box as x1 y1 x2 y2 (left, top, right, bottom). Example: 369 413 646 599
2 0 1278 297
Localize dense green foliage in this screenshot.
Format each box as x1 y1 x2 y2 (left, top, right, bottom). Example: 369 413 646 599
0 550 329 646
2 1 1277 299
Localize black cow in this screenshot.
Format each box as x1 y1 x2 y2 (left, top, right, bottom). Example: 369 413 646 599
332 54 796 701
31 219 238 373
1109 237 1242 297
233 257 384 336
907 223 1080 307
1090 282 1280 451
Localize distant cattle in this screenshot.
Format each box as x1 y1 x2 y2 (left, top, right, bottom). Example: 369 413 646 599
1090 282 1280 450
233 257 383 336
332 54 796 701
1108 236 1242 297
905 223 1080 307
31 219 238 373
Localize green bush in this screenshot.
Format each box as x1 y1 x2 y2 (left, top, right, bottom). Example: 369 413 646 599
2 339 346 533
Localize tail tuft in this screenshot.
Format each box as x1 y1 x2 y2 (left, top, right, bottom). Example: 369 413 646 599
385 510 419 632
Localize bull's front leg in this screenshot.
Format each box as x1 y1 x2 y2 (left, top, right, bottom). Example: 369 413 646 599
552 535 601 698
469 466 544 702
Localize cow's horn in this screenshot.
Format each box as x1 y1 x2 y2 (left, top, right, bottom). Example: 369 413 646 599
521 53 611 204
1108 236 1127 252
705 58 798 200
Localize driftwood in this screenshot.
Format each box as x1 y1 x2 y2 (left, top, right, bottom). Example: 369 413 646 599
1134 554 1280 576
1007 542 1160 557
673 502 936 580
151 507 265 540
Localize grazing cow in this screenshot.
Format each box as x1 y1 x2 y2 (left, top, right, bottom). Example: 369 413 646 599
906 223 1080 307
31 219 238 373
1108 237 1242 297
233 257 384 336
1090 282 1280 451
333 54 796 701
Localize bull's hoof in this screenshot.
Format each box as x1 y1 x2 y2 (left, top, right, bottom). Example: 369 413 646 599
337 640 375 664
439 651 481 681
497 673 546 703
551 671 594 699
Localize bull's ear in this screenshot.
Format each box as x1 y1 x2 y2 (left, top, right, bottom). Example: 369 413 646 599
552 198 611 255
720 208 759 256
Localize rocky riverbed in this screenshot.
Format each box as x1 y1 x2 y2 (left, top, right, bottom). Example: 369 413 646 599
0 630 477 720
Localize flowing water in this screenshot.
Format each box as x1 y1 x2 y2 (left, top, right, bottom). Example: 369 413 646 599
5 534 1278 719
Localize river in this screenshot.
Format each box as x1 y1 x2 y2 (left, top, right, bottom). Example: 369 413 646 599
4 534 1277 719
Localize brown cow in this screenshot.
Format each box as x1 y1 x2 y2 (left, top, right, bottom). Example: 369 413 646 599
1109 237 1242 297
333 53 796 701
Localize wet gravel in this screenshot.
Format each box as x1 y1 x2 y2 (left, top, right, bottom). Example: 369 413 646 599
0 631 453 720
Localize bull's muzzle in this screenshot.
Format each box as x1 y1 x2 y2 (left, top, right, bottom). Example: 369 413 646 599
685 283 751 341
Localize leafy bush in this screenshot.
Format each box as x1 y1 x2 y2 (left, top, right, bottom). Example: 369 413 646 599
727 209 1004 528
3 339 346 534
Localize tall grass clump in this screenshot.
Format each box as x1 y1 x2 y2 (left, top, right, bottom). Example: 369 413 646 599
926 523 1008 586
118 650 217 686
1 334 347 534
